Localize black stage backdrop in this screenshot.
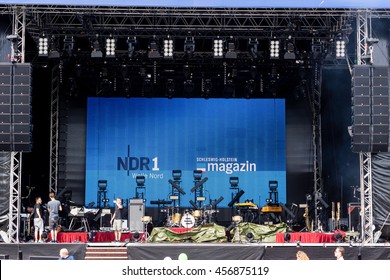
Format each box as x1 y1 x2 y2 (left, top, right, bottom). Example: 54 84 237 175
5 17 390 230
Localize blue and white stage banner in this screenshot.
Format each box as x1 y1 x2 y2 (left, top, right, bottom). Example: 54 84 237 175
85 98 286 207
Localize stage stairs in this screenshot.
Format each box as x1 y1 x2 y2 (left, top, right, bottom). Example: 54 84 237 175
85 244 128 260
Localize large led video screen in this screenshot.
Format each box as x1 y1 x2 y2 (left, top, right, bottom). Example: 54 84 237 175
85 98 286 208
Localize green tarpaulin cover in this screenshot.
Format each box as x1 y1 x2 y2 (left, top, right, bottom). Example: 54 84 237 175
147 222 288 243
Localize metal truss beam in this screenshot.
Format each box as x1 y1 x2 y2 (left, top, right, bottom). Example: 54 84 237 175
0 6 356 41
5 6 27 244
8 152 22 243
360 152 374 244
9 6 26 63
309 61 324 231
355 10 377 244
356 10 374 245
49 64 60 195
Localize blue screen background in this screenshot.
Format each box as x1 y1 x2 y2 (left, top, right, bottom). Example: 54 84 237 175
85 98 286 208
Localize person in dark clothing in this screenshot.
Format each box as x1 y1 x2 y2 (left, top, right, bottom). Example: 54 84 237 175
58 248 74 260
110 198 124 242
47 192 62 243
33 197 44 242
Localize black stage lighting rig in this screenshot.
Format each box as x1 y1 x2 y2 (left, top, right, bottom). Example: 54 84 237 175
191 170 208 208
135 176 146 200
97 180 108 208
228 189 245 207
168 170 186 208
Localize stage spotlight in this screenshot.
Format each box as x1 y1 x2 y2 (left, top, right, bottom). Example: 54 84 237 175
334 231 343 243
225 38 237 59
284 37 296 60
335 39 346 59
127 37 137 58
213 38 224 58
142 77 153 96
163 37 174 58
165 79 175 98
269 181 278 191
203 79 212 98
229 177 239 188
248 38 259 59
172 170 182 180
193 170 202 180
136 176 145 187
270 39 280 59
105 36 116 58
245 79 255 98
91 35 103 58
63 36 74 57
183 80 195 97
223 80 235 98
98 180 107 191
246 232 254 242
132 231 141 242
284 232 291 242
305 194 312 201
48 36 60 59
148 38 161 59
38 34 48 57
184 37 195 58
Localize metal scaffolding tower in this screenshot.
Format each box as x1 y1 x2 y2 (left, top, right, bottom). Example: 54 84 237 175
356 10 374 244
8 153 22 243
7 7 26 243
310 61 324 231
49 65 60 195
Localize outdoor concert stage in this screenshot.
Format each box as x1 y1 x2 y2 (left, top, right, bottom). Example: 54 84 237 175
1 229 390 260
0 241 390 260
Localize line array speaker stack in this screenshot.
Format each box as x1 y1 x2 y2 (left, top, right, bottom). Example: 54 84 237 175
0 63 32 152
351 65 389 153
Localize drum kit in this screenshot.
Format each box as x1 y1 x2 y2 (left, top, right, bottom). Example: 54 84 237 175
165 207 212 228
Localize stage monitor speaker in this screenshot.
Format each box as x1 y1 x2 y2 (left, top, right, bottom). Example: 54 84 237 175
100 213 112 228
128 198 144 232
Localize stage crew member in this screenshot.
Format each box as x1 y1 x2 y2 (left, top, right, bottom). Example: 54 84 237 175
47 192 62 243
33 197 44 242
111 198 124 242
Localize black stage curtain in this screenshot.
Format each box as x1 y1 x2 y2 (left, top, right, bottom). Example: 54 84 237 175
372 153 390 231
0 243 86 260
128 244 265 260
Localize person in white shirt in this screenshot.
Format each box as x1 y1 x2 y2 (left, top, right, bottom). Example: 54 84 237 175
334 246 345 260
